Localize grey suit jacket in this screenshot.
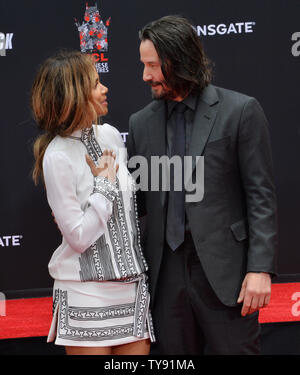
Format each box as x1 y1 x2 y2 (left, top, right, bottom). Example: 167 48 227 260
127 84 278 307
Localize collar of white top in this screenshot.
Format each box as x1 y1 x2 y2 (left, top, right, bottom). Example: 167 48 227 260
70 126 93 139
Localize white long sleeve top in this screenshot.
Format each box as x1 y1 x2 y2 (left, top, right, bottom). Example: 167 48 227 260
43 123 148 282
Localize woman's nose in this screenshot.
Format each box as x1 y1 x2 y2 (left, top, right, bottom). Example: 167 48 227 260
101 84 108 93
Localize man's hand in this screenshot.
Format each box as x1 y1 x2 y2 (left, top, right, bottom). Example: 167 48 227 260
237 272 271 317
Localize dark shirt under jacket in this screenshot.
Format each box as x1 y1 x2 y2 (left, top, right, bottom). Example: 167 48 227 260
166 94 199 233
166 94 199 157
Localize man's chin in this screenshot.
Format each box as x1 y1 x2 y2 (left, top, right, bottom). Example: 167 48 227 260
151 90 163 100
151 87 170 100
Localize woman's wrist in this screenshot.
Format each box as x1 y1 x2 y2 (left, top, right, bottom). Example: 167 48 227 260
93 176 118 202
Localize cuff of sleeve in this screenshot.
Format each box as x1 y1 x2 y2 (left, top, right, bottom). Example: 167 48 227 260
93 176 118 203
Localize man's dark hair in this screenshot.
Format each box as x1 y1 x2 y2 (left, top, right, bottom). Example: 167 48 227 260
139 15 212 98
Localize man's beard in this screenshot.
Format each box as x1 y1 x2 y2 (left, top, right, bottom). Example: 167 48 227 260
148 80 177 101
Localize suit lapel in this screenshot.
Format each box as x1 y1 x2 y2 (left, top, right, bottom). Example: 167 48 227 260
147 101 168 208
148 100 167 158
146 85 219 207
187 85 219 171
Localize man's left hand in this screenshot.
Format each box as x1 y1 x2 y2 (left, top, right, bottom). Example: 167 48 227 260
237 272 271 317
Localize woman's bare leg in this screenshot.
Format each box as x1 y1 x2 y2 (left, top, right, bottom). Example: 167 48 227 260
65 338 150 355
65 345 112 355
112 338 150 355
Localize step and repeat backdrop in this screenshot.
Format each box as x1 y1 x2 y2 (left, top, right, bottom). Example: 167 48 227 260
0 0 299 296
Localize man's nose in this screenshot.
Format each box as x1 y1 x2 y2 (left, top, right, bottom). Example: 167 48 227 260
143 67 152 82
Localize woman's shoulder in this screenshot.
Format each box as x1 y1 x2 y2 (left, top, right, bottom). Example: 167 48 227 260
94 122 120 135
44 136 75 165
93 123 125 147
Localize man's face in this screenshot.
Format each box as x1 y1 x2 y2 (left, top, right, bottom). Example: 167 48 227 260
139 39 172 100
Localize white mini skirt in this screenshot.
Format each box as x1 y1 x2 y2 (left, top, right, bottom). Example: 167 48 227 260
47 275 155 347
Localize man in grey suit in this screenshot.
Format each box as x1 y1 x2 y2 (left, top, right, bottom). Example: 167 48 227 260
127 15 278 355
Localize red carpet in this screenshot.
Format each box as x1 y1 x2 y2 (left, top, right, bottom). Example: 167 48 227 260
0 283 300 340
0 297 52 340
258 282 300 323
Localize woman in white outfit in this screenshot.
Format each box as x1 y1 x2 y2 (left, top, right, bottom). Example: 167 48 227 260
31 50 155 355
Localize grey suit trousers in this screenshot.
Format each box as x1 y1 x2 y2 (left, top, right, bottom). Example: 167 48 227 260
150 233 261 355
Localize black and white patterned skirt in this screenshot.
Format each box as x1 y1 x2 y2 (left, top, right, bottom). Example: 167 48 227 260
47 275 155 347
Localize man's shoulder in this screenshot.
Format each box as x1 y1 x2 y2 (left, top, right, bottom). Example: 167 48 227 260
214 85 266 122
212 85 254 106
210 85 267 128
130 100 163 124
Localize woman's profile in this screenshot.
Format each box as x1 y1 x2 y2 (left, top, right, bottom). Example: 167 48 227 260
31 50 155 355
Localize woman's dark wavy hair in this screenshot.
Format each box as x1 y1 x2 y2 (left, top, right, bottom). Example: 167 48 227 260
139 15 212 98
